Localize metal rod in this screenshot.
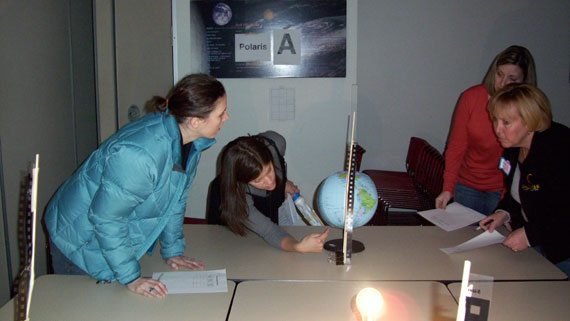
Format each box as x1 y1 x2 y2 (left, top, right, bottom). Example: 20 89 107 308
343 112 357 265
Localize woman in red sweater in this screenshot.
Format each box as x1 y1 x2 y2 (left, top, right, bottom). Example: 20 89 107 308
435 46 536 215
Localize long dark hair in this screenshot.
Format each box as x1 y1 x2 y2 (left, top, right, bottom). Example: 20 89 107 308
219 136 276 235
146 73 226 122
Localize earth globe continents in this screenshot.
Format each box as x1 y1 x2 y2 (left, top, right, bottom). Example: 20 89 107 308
317 171 378 228
212 3 232 26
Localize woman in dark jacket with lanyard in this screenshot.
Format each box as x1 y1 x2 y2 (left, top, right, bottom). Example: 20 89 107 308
479 83 570 277
45 74 229 297
207 131 329 252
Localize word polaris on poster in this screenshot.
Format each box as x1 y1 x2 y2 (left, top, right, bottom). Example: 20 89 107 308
239 43 268 50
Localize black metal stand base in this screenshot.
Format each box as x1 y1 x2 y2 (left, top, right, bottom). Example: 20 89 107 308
323 239 365 253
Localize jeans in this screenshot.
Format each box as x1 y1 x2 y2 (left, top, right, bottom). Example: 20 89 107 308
454 182 502 216
555 258 570 280
49 240 87 276
535 246 570 280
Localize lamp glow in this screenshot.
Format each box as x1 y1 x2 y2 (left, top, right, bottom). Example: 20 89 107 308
356 287 384 321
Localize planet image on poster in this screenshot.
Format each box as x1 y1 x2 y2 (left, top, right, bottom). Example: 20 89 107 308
317 171 378 228
263 9 274 21
212 3 232 26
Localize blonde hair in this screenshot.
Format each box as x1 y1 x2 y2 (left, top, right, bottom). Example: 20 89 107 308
483 45 537 96
488 84 552 132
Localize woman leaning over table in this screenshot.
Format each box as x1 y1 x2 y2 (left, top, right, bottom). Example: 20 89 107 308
479 83 570 278
44 74 229 298
436 45 537 215
207 132 330 253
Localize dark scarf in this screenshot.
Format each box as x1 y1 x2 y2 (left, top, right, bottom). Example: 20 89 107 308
250 136 287 224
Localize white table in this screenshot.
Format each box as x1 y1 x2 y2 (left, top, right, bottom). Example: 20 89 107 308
0 275 235 321
448 281 570 321
229 280 457 321
140 225 566 281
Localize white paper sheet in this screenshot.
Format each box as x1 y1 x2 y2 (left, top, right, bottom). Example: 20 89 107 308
441 230 506 254
152 269 228 294
418 202 487 231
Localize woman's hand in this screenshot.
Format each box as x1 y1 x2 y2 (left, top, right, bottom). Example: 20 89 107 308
166 255 205 271
435 191 452 209
479 211 508 232
285 180 300 198
294 228 330 253
503 227 529 252
126 277 167 298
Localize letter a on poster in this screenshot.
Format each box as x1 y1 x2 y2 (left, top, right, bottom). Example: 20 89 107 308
274 29 301 65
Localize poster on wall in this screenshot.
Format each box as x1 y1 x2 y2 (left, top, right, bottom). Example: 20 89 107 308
190 0 346 78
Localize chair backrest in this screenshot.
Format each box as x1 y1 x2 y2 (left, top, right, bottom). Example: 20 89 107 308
413 140 444 199
406 137 428 177
355 144 366 171
422 146 444 199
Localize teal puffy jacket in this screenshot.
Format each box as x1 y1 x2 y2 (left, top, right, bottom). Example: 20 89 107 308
45 111 215 284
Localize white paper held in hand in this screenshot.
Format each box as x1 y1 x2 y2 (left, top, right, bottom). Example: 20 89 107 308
441 230 506 254
418 202 487 231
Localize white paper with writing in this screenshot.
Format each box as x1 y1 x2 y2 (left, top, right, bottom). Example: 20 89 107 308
419 202 487 231
152 269 228 294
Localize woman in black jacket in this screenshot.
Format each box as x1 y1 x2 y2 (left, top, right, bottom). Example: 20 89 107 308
479 83 570 278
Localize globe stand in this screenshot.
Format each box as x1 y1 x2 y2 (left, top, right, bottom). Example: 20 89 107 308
324 239 365 253
318 112 376 265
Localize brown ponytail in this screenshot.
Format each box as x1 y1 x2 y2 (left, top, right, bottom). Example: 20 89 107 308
145 74 225 122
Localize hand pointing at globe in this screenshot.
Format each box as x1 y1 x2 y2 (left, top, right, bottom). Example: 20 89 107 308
294 228 331 253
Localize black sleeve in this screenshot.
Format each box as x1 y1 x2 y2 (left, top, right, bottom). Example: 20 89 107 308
206 176 223 225
496 191 524 230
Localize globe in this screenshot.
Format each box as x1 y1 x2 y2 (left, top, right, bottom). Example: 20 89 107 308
212 3 232 26
317 171 378 228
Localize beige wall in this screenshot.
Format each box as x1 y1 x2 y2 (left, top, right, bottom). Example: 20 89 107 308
0 172 8 305
94 0 118 141
0 0 171 306
0 0 97 307
97 0 174 141
115 0 173 127
0 0 76 305
0 0 174 305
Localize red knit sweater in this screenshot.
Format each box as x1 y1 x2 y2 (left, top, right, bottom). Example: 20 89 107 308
443 85 504 193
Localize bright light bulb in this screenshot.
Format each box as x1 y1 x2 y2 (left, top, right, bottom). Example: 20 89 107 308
356 287 384 321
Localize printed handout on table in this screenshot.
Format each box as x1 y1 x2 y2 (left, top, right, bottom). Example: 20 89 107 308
152 269 228 294
418 202 486 231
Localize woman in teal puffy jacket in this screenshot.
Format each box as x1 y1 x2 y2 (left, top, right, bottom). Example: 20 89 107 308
45 74 228 298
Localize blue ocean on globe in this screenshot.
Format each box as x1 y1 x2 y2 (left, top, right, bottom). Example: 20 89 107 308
212 3 232 26
316 171 378 228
